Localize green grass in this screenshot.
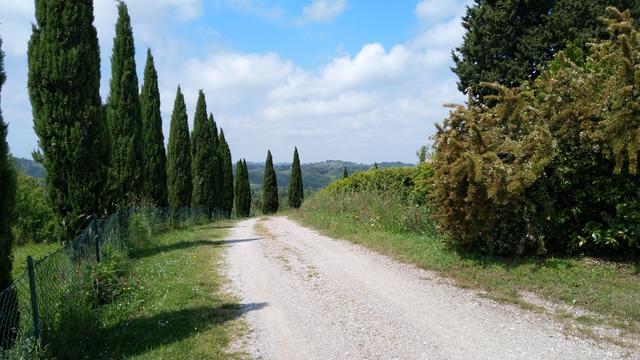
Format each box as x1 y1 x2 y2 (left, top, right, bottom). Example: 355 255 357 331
294 191 640 336
90 222 244 359
12 241 61 277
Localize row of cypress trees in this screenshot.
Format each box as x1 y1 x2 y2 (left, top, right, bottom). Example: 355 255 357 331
261 147 304 214
26 0 238 230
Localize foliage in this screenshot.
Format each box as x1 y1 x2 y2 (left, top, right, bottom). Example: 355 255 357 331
127 212 152 249
0 37 18 350
433 8 640 256
327 164 432 206
453 0 640 102
342 166 348 179
28 0 110 233
107 1 144 205
218 130 234 216
262 151 279 214
208 114 222 208
167 87 192 208
12 170 57 245
288 147 304 209
140 49 168 207
90 244 130 306
234 159 252 217
190 91 217 211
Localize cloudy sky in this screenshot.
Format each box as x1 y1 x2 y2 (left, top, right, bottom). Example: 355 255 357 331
1 0 470 164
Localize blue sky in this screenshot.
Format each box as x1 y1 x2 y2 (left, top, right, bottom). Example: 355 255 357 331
1 0 470 163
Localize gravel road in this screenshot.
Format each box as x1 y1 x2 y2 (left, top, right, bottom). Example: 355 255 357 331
224 217 635 360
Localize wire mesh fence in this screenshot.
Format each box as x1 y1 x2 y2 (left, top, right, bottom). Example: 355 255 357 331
0 207 227 358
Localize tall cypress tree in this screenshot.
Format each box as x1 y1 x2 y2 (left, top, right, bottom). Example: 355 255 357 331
28 0 110 229
241 159 252 216
209 114 222 208
288 147 304 209
191 90 217 211
0 37 18 349
218 129 234 216
167 87 192 208
107 1 144 205
262 150 279 214
343 166 349 179
234 159 250 217
140 48 167 206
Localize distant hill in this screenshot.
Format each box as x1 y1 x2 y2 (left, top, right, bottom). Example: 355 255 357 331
246 160 413 191
13 156 413 191
13 156 45 179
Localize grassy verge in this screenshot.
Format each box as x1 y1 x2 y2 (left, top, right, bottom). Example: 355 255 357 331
294 191 640 338
91 222 243 359
12 241 61 277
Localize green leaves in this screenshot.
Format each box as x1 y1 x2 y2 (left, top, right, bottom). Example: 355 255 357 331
167 87 192 209
433 8 640 256
287 147 304 209
262 151 279 214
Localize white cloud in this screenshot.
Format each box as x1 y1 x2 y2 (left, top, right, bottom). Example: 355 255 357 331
299 0 348 23
218 0 284 20
2 0 470 163
415 0 469 23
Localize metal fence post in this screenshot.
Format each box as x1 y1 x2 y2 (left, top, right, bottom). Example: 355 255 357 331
26 256 41 340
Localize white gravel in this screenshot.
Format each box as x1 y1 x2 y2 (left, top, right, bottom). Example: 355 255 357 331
224 217 637 360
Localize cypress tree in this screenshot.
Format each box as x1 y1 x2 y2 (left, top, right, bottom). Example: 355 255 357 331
0 37 18 349
107 1 144 204
234 159 251 217
343 166 348 179
218 129 234 216
288 147 304 209
167 87 192 208
191 91 217 211
262 150 279 214
241 159 252 216
140 49 167 206
209 114 221 208
28 0 110 229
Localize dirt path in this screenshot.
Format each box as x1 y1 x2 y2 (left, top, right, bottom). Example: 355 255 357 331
224 217 634 359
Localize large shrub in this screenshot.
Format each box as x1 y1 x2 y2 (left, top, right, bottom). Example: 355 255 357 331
432 8 640 256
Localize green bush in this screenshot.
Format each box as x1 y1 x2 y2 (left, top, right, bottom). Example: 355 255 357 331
431 8 640 256
127 211 152 248
12 171 57 244
326 163 432 205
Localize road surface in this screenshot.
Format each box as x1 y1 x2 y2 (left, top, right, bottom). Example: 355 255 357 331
224 217 633 359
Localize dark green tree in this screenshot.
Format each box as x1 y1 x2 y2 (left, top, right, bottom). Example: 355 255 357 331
107 1 144 204
167 87 192 208
262 150 279 214
191 91 217 211
343 166 349 179
453 0 640 102
28 0 110 229
209 114 221 208
140 49 167 206
288 147 304 209
0 37 18 349
234 159 251 217
218 130 234 216
241 159 252 216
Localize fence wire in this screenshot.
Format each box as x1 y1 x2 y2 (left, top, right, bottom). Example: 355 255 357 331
0 207 225 358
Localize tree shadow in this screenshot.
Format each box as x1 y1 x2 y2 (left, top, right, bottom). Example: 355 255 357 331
132 237 263 259
97 302 267 359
